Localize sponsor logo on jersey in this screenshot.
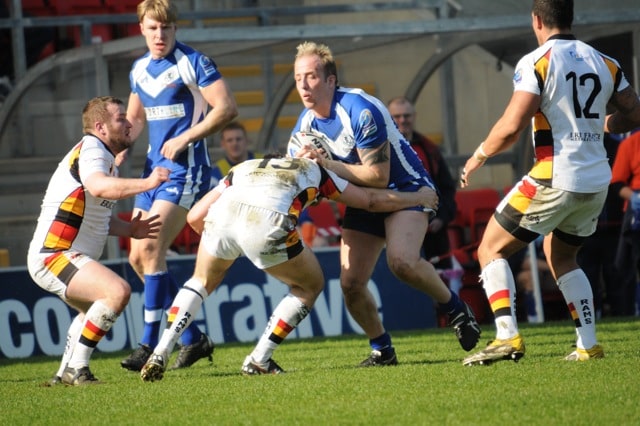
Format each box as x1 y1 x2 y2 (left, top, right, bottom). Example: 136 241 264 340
569 50 585 62
163 71 178 88
359 109 377 138
514 69 523 84
199 56 217 76
100 199 116 210
144 104 186 121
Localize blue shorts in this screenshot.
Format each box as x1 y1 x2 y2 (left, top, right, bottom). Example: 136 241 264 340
134 178 211 212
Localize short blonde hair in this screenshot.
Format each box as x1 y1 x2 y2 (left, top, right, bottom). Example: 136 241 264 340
295 41 338 84
137 0 178 24
82 96 123 133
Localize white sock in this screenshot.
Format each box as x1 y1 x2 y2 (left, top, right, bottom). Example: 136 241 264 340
56 313 84 377
155 278 208 358
557 269 598 349
481 258 519 340
250 294 310 365
67 301 118 369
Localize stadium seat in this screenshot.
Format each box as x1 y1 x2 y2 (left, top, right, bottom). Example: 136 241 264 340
21 0 56 16
306 200 344 246
454 188 501 244
117 211 132 253
116 211 201 255
103 0 140 14
171 223 201 255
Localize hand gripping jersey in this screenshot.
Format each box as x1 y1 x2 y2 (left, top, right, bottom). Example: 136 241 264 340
293 87 436 192
515 34 630 193
29 135 119 260
213 157 349 220
129 41 221 182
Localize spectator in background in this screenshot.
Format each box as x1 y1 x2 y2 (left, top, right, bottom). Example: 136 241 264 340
211 121 263 185
387 96 457 273
28 96 167 385
610 128 640 316
122 0 237 372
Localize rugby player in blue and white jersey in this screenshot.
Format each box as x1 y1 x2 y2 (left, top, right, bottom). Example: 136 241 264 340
291 41 481 367
121 0 237 372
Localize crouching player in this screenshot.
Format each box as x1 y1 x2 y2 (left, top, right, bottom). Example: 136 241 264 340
140 149 438 381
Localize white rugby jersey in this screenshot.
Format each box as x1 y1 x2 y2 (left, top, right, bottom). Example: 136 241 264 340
514 34 629 193
29 135 119 260
211 157 348 220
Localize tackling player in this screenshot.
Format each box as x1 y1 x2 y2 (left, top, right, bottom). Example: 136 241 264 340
28 96 168 385
139 145 439 381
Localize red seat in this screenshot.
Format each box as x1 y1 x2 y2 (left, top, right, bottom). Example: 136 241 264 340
117 211 133 253
171 224 201 254
21 0 56 16
71 24 114 46
306 200 344 246
104 0 140 13
454 188 501 244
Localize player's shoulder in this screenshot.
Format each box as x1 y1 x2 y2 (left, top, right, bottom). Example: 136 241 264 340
130 52 152 74
335 87 384 116
174 41 201 56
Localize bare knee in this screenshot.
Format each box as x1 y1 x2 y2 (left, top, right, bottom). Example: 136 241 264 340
128 250 143 275
129 240 164 273
386 254 418 283
340 274 368 299
109 280 131 312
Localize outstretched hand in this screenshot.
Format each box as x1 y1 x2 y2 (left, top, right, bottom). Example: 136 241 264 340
130 212 162 239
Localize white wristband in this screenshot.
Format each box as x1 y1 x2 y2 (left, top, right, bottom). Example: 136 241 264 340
473 143 489 162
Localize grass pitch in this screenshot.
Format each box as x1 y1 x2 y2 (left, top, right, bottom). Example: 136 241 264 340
1 317 639 425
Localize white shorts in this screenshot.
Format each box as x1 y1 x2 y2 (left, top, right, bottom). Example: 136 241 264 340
496 176 607 245
202 200 303 269
27 249 93 301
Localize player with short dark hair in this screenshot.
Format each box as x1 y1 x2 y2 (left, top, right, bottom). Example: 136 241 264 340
460 0 640 365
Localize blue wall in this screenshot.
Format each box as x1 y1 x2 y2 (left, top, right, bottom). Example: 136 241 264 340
0 248 436 359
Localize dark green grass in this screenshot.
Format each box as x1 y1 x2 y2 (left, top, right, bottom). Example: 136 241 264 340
1 317 639 425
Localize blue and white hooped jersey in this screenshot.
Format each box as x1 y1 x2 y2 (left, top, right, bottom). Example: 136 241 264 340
130 41 221 182
292 87 435 192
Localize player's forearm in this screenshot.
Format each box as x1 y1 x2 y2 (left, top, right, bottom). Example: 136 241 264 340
323 160 388 188
187 189 221 234
364 188 426 212
186 104 238 145
88 176 157 200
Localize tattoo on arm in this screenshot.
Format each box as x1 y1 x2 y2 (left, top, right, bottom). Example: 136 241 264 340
611 87 639 115
607 87 640 133
359 142 389 166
